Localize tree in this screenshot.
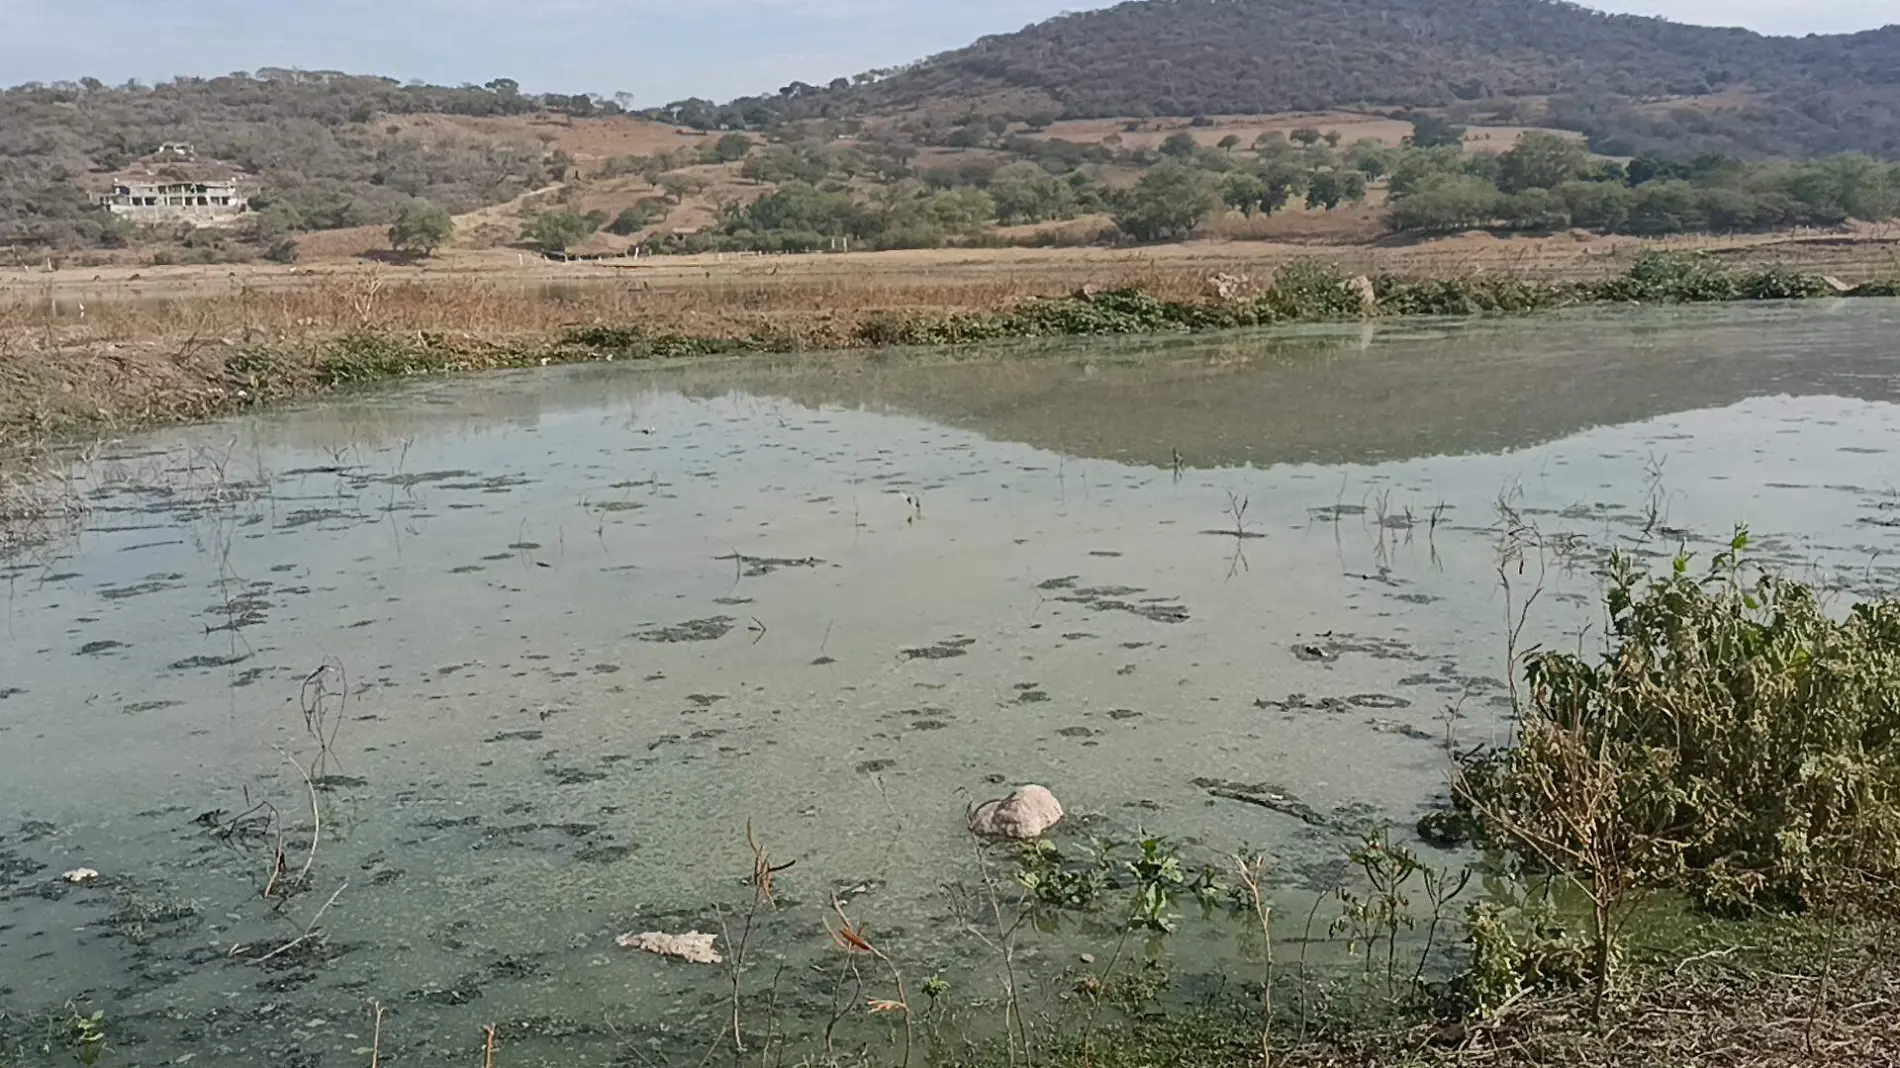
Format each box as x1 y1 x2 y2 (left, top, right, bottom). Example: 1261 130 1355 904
1387 175 1504 233
1253 131 1293 157
1160 131 1201 158
1407 113 1467 150
608 198 669 235
1114 161 1218 242
1498 132 1593 194
1346 139 1391 179
388 199 454 256
522 211 599 253
714 133 755 162
1557 180 1635 231
1259 159 1309 214
1217 134 1243 152
1305 169 1365 210
989 161 1076 224
660 172 707 203
1290 127 1324 148
1221 171 1270 216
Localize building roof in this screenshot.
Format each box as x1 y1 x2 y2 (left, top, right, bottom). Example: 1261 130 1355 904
80 155 255 195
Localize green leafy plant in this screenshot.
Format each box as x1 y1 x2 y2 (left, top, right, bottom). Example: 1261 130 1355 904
42 1006 106 1067
1461 527 1900 1013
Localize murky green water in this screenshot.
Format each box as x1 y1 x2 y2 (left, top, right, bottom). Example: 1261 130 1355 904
4 301 1899 1065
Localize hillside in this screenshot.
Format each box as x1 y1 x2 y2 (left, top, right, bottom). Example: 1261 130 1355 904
711 0 1900 160
0 73 671 253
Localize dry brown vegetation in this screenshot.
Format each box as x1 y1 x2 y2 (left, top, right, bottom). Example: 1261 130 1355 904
2 225 1896 449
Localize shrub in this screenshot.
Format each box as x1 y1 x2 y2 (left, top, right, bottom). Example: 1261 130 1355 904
1463 533 1900 918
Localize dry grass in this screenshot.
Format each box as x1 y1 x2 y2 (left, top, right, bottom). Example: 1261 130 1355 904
1 228 1896 451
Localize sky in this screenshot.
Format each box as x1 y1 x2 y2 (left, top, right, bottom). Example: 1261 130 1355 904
0 0 1889 103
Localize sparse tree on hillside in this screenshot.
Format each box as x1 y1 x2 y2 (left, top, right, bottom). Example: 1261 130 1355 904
660 172 707 203
522 210 599 253
1291 127 1324 148
1218 134 1243 152
388 199 454 256
714 133 755 162
1114 161 1219 241
1160 131 1201 158
608 198 669 235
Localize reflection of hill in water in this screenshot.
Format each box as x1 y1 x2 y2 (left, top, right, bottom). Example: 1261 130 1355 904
658 302 1900 469
261 302 1900 469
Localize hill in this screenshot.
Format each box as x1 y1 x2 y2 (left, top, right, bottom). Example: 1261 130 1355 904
0 72 684 254
705 0 1900 160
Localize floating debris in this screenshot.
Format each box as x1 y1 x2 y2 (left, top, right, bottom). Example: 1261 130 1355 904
617 930 722 965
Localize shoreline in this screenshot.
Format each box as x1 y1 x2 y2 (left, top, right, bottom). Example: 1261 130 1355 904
3 252 1895 457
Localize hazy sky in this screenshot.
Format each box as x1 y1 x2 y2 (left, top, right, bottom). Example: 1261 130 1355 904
0 1 1888 102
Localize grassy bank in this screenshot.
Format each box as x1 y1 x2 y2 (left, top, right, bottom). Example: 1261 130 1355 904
2 252 1896 453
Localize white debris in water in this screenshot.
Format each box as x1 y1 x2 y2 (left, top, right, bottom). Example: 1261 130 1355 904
616 930 722 964
62 868 100 884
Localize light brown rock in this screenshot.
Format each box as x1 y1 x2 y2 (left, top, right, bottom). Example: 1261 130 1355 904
969 785 1065 839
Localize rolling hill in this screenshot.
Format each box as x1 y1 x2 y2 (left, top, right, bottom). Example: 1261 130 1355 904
716 0 1900 159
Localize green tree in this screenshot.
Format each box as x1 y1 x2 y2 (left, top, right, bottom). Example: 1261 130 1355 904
660 172 706 203
1114 161 1218 241
1387 175 1504 233
1259 159 1309 214
1407 113 1467 150
1346 139 1392 179
1221 171 1270 216
1159 131 1201 158
988 161 1076 225
522 210 599 253
714 133 755 162
1498 132 1593 194
1557 180 1635 231
388 199 454 256
1305 169 1366 210
1290 127 1324 147
607 198 669 235
1217 134 1243 152
1625 181 1705 235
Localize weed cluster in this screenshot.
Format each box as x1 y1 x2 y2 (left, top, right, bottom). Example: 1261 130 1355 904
1460 530 1900 1015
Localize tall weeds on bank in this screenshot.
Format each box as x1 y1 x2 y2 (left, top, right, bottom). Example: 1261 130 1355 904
1459 529 1900 1009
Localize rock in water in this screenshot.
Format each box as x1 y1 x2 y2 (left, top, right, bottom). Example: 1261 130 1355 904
617 930 722 964
969 785 1065 839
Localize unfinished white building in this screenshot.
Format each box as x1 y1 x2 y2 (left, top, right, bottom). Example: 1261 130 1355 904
99 178 249 219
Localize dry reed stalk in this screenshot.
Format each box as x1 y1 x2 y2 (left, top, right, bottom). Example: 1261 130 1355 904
481 1025 499 1068
1236 854 1276 1068
369 1001 384 1068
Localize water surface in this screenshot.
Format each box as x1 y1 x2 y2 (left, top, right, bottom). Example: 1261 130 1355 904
3 301 1899 1065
